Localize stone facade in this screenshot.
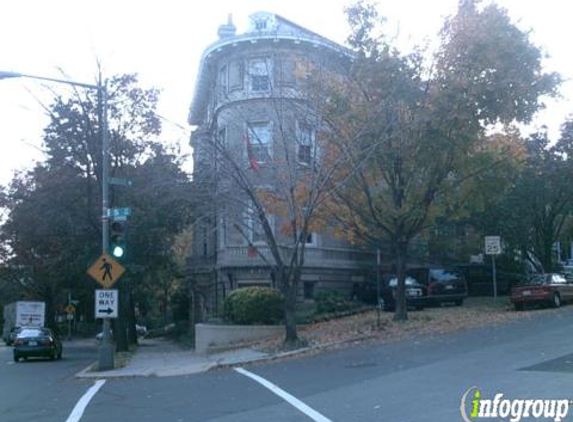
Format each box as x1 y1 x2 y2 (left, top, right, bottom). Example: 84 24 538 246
187 12 374 317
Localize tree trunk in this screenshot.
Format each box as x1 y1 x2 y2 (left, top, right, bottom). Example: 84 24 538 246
393 240 409 322
281 268 299 346
127 276 138 345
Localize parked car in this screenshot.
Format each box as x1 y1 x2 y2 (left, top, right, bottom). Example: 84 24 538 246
13 327 62 362
136 324 148 337
510 273 573 310
3 326 21 346
95 329 113 341
380 276 426 311
408 267 468 306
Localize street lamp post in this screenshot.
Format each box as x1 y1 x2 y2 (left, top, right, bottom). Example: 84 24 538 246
0 70 114 370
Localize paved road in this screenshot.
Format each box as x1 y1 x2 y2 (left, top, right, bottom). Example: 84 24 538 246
2 308 573 422
0 339 98 422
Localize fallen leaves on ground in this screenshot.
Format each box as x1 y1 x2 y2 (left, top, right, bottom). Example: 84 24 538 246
253 297 559 355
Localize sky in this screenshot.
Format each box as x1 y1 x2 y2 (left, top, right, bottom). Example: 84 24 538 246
0 0 571 186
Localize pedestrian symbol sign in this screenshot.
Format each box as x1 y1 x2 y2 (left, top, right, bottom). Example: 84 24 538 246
87 252 125 288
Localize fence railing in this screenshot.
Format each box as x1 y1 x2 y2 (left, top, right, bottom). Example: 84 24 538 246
187 246 375 270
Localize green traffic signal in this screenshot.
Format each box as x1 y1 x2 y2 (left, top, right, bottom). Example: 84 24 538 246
112 245 125 258
110 219 127 259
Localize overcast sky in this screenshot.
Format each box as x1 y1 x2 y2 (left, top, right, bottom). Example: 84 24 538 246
0 0 571 185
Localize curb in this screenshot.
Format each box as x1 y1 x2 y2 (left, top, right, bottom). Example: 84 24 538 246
73 335 377 379
213 333 375 370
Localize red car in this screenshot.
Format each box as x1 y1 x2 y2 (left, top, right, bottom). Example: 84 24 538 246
510 273 573 310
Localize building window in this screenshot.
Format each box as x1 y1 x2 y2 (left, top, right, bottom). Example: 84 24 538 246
202 226 208 256
217 126 227 148
303 282 315 299
247 122 271 165
305 232 318 247
296 121 315 165
246 204 273 244
274 57 296 87
219 64 228 95
229 61 244 91
249 59 270 92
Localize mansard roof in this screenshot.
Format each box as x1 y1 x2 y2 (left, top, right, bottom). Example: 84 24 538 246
188 12 352 125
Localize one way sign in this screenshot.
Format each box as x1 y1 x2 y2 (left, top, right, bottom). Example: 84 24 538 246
95 289 118 319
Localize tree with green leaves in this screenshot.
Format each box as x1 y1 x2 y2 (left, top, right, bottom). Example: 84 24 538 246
476 123 573 272
328 0 560 321
1 74 192 343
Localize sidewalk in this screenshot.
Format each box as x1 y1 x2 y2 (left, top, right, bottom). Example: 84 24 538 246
76 337 273 378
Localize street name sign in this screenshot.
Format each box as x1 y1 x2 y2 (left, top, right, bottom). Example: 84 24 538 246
106 207 132 220
87 252 125 288
95 289 118 319
485 236 501 255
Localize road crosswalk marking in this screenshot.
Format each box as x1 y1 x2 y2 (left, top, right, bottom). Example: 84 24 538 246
235 367 333 422
65 379 106 422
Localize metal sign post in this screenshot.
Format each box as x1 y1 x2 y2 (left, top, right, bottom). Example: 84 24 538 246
376 248 381 329
484 236 501 301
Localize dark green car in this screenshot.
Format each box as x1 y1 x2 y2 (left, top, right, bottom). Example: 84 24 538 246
13 327 62 362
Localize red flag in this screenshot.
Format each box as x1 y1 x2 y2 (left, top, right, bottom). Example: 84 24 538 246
245 129 260 171
248 245 257 258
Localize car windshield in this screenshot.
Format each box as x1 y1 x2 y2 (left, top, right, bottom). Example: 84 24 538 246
17 328 49 338
388 277 418 287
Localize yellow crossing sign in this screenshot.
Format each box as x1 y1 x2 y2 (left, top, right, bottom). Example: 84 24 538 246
87 252 125 288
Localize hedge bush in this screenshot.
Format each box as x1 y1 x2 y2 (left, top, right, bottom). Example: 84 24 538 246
315 290 355 314
223 286 284 325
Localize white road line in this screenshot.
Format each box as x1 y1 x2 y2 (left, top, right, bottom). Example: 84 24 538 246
65 379 106 422
234 367 333 422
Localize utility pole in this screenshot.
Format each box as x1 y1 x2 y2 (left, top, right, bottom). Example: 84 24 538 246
0 71 114 370
98 79 114 370
376 248 381 328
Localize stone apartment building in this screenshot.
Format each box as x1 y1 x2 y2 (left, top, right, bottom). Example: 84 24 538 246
186 12 375 316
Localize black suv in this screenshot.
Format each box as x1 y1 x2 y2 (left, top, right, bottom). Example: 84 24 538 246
380 276 426 311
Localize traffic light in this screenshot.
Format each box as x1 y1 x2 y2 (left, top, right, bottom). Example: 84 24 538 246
110 218 128 259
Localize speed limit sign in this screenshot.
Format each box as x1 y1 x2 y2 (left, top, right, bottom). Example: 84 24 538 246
484 236 501 255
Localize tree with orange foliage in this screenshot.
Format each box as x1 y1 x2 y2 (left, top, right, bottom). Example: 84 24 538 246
327 0 560 321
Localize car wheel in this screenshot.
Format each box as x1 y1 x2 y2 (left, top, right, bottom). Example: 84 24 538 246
50 353 55 360
514 303 524 311
552 293 562 308
57 350 62 360
13 355 19 362
454 299 463 307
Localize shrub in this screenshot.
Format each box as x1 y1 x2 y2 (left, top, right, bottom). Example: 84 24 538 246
223 286 284 325
315 290 355 314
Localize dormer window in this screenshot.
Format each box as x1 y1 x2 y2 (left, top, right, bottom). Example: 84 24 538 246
247 12 277 33
255 19 267 30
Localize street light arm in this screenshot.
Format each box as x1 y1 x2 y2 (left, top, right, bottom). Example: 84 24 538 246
0 70 99 90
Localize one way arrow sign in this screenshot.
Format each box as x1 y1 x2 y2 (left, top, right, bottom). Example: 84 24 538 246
95 289 118 319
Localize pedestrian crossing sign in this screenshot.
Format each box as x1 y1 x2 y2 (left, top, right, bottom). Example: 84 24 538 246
87 252 125 288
